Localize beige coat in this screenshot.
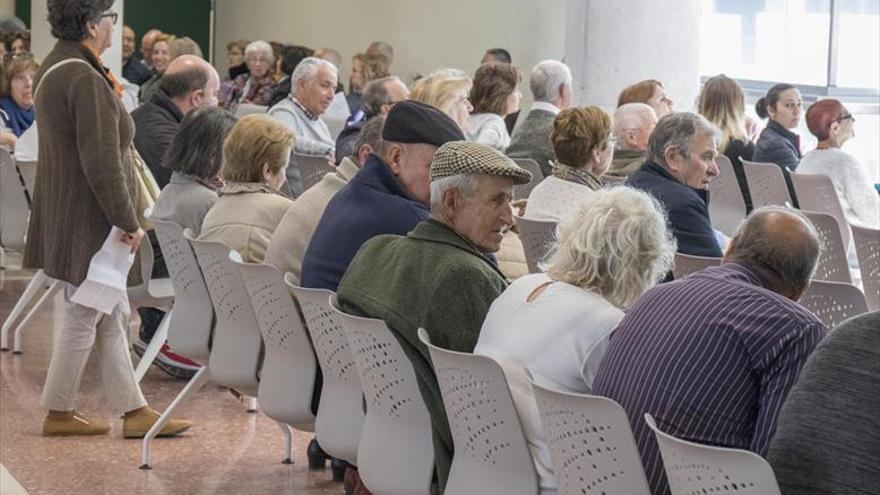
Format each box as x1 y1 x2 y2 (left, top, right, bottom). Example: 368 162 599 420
264 157 359 282
198 182 293 263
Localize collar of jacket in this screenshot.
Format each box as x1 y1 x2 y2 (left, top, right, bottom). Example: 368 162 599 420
613 148 646 160
408 219 507 278
149 88 184 122
354 153 426 206
52 40 116 93
336 157 361 182
641 160 710 203
766 119 799 144
219 181 283 196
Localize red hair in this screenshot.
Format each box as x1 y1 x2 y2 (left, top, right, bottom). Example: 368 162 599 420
806 99 847 141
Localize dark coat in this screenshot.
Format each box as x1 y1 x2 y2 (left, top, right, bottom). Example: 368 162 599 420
24 41 140 286
505 108 556 176
754 120 801 171
723 138 756 212
131 88 184 188
337 219 509 493
627 161 723 258
300 153 429 290
122 57 153 86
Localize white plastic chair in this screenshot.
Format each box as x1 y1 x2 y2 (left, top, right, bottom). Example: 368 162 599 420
234 103 268 117
850 223 880 311
709 155 748 237
517 217 557 273
645 413 782 495
296 153 335 192
802 211 852 283
418 328 538 495
511 158 544 200
790 172 851 249
672 253 721 280
742 160 793 208
288 280 364 465
529 375 651 495
234 259 319 463
332 300 434 495
1 269 61 354
798 279 868 329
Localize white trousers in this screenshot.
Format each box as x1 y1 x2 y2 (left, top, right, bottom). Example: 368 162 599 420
40 282 147 415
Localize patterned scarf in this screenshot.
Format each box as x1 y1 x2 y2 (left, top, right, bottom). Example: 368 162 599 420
552 162 604 190
87 45 124 97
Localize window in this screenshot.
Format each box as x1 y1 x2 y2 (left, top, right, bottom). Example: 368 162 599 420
836 0 880 89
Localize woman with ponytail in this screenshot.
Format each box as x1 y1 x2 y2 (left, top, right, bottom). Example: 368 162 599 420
753 83 803 171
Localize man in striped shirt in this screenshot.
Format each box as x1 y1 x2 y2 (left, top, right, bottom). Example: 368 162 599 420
592 207 827 495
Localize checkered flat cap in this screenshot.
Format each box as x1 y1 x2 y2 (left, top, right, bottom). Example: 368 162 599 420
430 141 532 185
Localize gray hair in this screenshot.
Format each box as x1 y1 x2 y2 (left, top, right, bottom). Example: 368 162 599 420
429 173 481 212
351 116 385 161
362 76 403 116
529 60 572 103
726 206 820 298
613 103 656 149
244 40 274 63
647 112 720 165
543 186 676 309
292 56 338 87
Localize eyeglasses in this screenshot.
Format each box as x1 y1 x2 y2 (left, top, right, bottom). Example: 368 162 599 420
834 113 855 124
101 12 119 25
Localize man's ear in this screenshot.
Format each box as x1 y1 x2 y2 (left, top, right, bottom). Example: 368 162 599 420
441 186 459 213
384 144 403 174
663 145 680 171
356 144 373 166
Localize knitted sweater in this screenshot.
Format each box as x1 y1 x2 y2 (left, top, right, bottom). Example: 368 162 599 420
268 96 335 156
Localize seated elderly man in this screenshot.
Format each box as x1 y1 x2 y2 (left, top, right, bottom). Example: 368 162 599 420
268 56 338 194
265 116 384 282
626 112 722 257
593 206 827 495
132 55 220 188
337 141 531 493
506 59 572 177
335 76 409 164
300 101 464 291
608 102 657 177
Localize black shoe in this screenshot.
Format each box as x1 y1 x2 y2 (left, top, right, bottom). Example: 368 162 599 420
331 458 348 482
307 438 329 469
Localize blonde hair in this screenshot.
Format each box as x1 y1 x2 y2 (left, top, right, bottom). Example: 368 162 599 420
697 75 748 151
544 187 676 309
410 71 472 125
221 114 295 183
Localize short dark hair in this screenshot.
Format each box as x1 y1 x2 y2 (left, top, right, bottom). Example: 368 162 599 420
362 76 399 117
160 66 209 99
281 45 314 76
47 0 114 42
755 83 798 119
485 48 512 64
470 63 520 115
163 107 237 179
352 116 385 161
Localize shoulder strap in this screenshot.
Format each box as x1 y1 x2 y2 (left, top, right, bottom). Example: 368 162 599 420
33 58 93 101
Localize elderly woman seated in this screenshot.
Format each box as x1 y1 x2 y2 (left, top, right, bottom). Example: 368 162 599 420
525 106 614 221
198 114 294 263
474 186 675 494
0 54 39 148
219 40 276 112
410 69 473 133
467 62 521 151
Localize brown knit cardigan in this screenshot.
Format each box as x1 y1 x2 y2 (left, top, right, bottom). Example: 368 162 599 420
24 41 140 286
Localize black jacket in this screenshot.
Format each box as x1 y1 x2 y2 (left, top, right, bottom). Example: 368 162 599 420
754 119 801 171
122 57 153 86
131 88 184 188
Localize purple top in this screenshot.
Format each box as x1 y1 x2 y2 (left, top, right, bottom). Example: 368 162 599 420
592 262 826 495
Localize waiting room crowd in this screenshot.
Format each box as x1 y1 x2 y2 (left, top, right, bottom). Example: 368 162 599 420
1 2 878 495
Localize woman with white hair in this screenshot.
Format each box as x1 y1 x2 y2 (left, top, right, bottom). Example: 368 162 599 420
219 40 276 111
474 186 675 494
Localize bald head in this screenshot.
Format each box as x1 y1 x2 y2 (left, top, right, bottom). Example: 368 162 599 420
724 207 820 300
614 102 657 152
161 55 221 113
314 48 343 69
140 28 162 65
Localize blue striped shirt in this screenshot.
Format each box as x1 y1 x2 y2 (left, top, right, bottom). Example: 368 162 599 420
592 262 826 495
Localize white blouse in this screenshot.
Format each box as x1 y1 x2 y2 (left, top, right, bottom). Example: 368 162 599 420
525 175 596 222
799 148 879 228
468 113 511 151
474 273 624 495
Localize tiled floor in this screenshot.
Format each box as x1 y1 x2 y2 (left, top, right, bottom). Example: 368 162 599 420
0 256 344 495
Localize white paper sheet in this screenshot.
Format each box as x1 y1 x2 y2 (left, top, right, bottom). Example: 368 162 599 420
71 226 135 315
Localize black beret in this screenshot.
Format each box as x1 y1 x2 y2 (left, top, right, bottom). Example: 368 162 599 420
382 100 465 147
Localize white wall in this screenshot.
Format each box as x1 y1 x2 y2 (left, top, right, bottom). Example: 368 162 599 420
29 0 124 75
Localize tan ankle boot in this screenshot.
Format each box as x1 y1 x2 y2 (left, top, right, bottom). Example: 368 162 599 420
42 411 111 437
122 407 194 439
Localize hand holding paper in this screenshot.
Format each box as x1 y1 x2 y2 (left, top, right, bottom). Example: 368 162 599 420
71 226 136 314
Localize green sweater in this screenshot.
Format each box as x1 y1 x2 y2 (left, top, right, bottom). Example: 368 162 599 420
337 219 508 492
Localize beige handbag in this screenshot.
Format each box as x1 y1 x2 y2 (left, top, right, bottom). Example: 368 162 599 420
129 144 160 229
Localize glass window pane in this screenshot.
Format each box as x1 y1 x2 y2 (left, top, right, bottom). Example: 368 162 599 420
700 0 831 85
836 0 880 89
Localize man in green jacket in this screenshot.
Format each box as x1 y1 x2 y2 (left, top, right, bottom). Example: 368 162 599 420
337 141 532 492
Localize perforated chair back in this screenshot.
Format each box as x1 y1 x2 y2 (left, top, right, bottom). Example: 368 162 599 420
0 148 29 252
233 260 316 430
529 376 650 495
791 172 851 249
188 238 262 397
672 253 722 280
645 414 781 495
419 328 538 495
512 158 544 200
851 223 880 311
151 223 213 363
517 217 557 273
803 211 852 283
296 153 335 192
332 301 434 495
128 209 174 311
288 280 364 464
742 160 792 208
709 155 748 237
234 103 268 117
798 279 868 329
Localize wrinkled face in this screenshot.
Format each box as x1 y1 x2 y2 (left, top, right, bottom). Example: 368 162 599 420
10 69 34 109
387 143 437 205
647 86 674 119
151 41 171 73
631 112 658 151
297 66 338 116
140 32 158 63
448 175 515 253
227 46 244 68
769 88 803 129
349 59 366 92
666 131 719 189
246 51 272 79
451 92 473 132
122 26 135 59
505 88 522 116
91 11 115 54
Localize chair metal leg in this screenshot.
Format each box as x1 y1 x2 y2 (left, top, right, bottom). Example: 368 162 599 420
246 396 258 413
139 366 210 469
134 308 172 382
1 270 48 350
12 279 61 354
277 421 294 464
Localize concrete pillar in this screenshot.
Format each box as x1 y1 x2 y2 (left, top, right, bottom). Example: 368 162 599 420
565 0 702 112
30 0 124 75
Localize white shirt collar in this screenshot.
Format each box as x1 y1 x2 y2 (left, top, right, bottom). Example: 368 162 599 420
531 101 561 115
